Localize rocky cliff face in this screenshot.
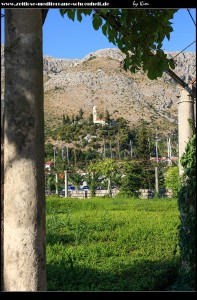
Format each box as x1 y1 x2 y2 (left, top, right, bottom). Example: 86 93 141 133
42 48 196 135
1 46 196 135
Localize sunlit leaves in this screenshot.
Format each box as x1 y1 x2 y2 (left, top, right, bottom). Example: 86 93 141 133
91 158 117 179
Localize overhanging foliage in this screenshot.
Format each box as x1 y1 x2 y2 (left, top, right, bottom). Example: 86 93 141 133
60 9 178 80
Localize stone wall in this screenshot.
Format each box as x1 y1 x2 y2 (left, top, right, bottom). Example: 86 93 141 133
62 188 173 199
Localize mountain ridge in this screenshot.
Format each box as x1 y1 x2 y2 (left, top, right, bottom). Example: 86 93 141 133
42 48 196 138
1 46 196 140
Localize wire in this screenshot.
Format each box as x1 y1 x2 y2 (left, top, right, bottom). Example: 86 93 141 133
187 9 196 26
172 40 196 60
171 10 196 62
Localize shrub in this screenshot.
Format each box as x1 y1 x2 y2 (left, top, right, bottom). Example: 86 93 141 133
120 161 155 197
177 134 196 290
164 166 180 197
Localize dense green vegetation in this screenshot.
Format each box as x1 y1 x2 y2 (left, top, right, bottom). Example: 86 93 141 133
164 166 180 197
45 112 178 169
177 133 196 291
46 196 180 291
45 113 178 195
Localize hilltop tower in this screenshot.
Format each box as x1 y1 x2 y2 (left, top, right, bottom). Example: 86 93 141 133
93 106 105 125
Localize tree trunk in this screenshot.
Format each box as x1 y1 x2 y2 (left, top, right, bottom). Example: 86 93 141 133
4 9 46 291
1 113 4 291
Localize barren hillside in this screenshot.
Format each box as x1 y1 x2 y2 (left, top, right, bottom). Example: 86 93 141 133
1 46 196 138
42 48 196 135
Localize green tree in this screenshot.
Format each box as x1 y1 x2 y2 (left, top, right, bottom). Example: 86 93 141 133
105 109 111 123
60 9 177 80
46 173 56 192
45 143 55 160
177 134 196 290
75 114 80 122
68 172 84 190
65 115 71 124
86 162 102 197
93 158 118 196
88 113 93 124
164 166 180 197
99 112 104 119
71 115 75 123
79 108 84 120
121 161 155 197
62 114 65 125
136 121 150 160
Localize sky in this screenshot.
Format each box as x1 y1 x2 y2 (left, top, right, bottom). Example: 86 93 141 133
1 8 196 59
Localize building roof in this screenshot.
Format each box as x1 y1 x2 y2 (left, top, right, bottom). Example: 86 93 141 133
45 161 54 165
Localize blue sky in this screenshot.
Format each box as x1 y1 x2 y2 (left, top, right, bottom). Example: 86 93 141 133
1 8 196 59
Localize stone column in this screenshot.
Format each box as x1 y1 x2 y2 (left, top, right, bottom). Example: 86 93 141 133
178 88 195 175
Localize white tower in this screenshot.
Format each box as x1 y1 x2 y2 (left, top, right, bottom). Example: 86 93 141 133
93 105 97 123
92 105 105 125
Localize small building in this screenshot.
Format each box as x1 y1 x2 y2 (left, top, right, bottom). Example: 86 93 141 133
45 161 54 171
149 156 178 163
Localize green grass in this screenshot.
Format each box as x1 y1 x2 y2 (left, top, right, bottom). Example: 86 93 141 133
46 196 180 291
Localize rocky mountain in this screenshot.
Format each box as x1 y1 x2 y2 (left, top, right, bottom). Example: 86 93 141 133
42 48 196 137
1 46 196 139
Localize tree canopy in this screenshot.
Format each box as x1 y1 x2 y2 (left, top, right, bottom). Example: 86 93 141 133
60 9 178 80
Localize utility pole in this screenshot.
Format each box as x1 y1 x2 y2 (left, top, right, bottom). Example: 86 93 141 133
155 129 159 194
53 146 56 167
130 140 132 159
55 173 58 195
64 171 68 198
110 140 113 158
148 137 151 158
61 145 64 161
169 137 172 160
74 147 76 167
155 167 159 195
103 138 106 159
167 137 172 166
155 129 159 164
117 139 120 159
66 146 69 164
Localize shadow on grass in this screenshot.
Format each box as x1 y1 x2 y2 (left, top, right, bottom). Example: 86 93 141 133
46 257 180 292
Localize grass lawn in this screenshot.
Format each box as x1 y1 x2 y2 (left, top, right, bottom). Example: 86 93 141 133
46 196 180 291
